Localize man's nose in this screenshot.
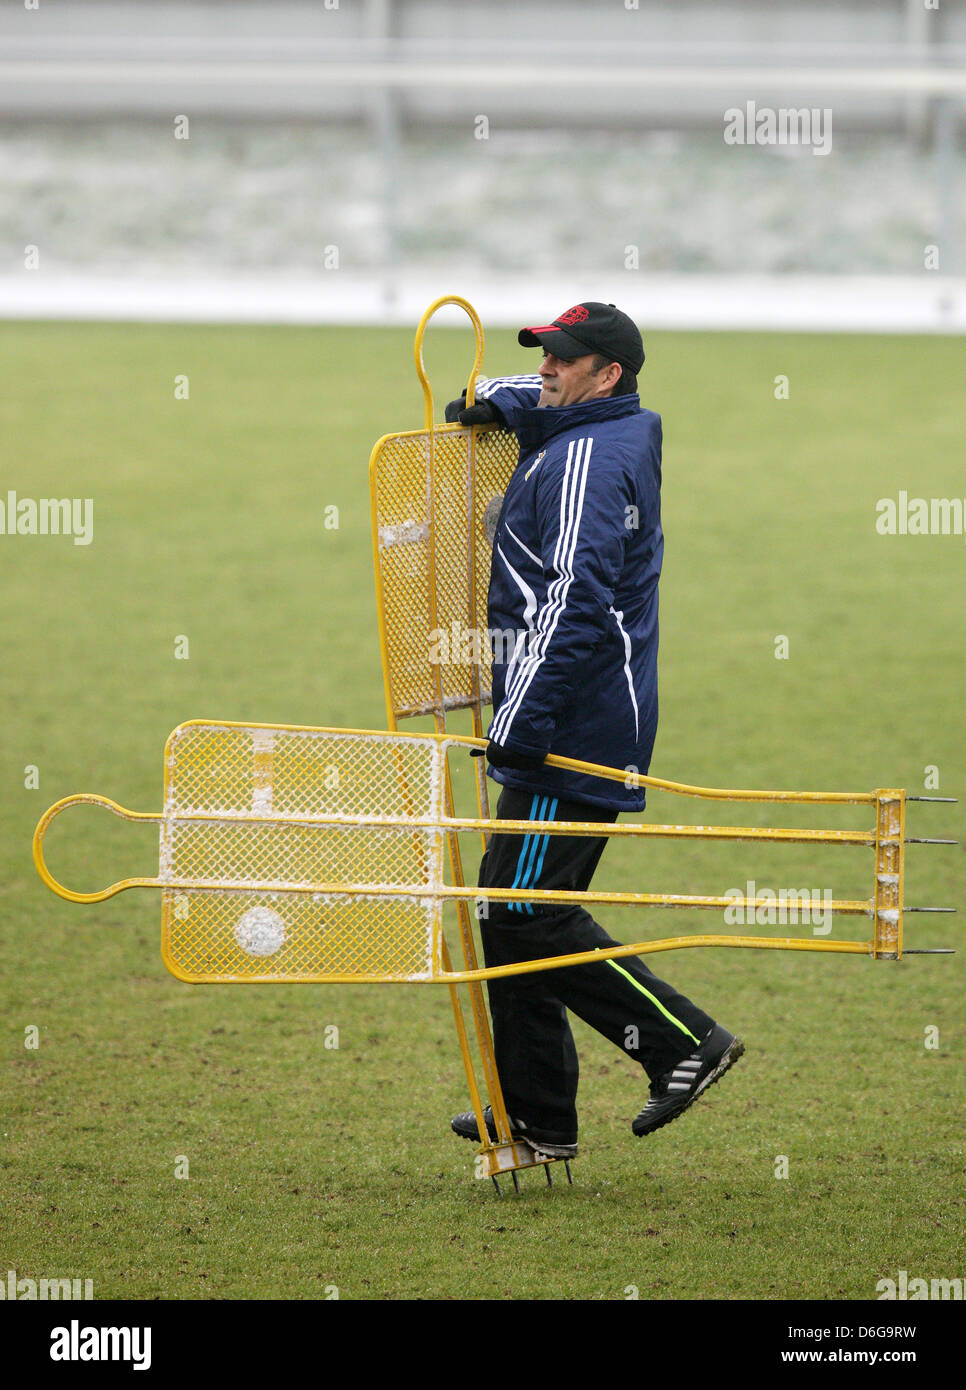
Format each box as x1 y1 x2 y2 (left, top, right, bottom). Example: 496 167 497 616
539 356 555 375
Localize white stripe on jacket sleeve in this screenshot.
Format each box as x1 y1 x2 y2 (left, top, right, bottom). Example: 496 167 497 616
475 374 543 399
490 436 592 747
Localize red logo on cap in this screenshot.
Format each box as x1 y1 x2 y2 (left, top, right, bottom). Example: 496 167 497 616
556 305 590 327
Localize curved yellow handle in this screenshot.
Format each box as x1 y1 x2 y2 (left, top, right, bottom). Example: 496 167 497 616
33 794 161 904
452 736 876 805
413 295 486 431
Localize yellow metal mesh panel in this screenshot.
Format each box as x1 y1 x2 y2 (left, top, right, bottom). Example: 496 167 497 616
167 820 428 887
166 724 255 813
166 724 436 820
159 723 443 981
372 425 518 720
162 890 434 982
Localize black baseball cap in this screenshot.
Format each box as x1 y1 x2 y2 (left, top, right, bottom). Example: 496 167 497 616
518 302 645 374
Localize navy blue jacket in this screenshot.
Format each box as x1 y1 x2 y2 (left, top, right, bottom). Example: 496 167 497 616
475 374 663 811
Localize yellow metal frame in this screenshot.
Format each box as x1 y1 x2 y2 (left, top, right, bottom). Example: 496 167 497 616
33 717 914 1180
32 719 908 969
369 293 519 1173
30 765 930 1167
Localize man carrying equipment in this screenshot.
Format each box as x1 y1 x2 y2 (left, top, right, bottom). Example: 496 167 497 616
445 302 744 1160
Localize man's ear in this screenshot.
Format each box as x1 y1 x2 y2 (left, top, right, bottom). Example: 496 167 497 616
600 361 623 394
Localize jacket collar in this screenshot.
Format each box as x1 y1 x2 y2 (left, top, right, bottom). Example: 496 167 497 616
515 392 641 454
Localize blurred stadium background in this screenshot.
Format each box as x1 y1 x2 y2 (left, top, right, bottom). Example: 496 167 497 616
1 0 964 329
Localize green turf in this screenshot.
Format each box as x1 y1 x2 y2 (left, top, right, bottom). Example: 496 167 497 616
1 321 962 1301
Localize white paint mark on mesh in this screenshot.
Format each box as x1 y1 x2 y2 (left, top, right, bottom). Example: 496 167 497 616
379 520 429 547
251 727 275 815
428 743 443 830
876 873 899 886
397 691 493 716
306 890 432 910
164 748 178 815
425 745 446 978
234 905 287 956
877 909 900 925
158 822 174 880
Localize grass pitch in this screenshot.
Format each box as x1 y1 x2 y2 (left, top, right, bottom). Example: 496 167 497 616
1 321 963 1301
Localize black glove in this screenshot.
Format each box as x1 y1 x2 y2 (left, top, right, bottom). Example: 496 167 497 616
471 741 545 772
444 391 502 427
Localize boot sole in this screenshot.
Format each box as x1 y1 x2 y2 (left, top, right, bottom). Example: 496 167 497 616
451 1117 577 1158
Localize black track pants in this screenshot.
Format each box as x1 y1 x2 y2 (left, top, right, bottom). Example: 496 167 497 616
478 786 715 1140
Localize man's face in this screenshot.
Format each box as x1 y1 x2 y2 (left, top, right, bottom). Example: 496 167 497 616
537 352 616 408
